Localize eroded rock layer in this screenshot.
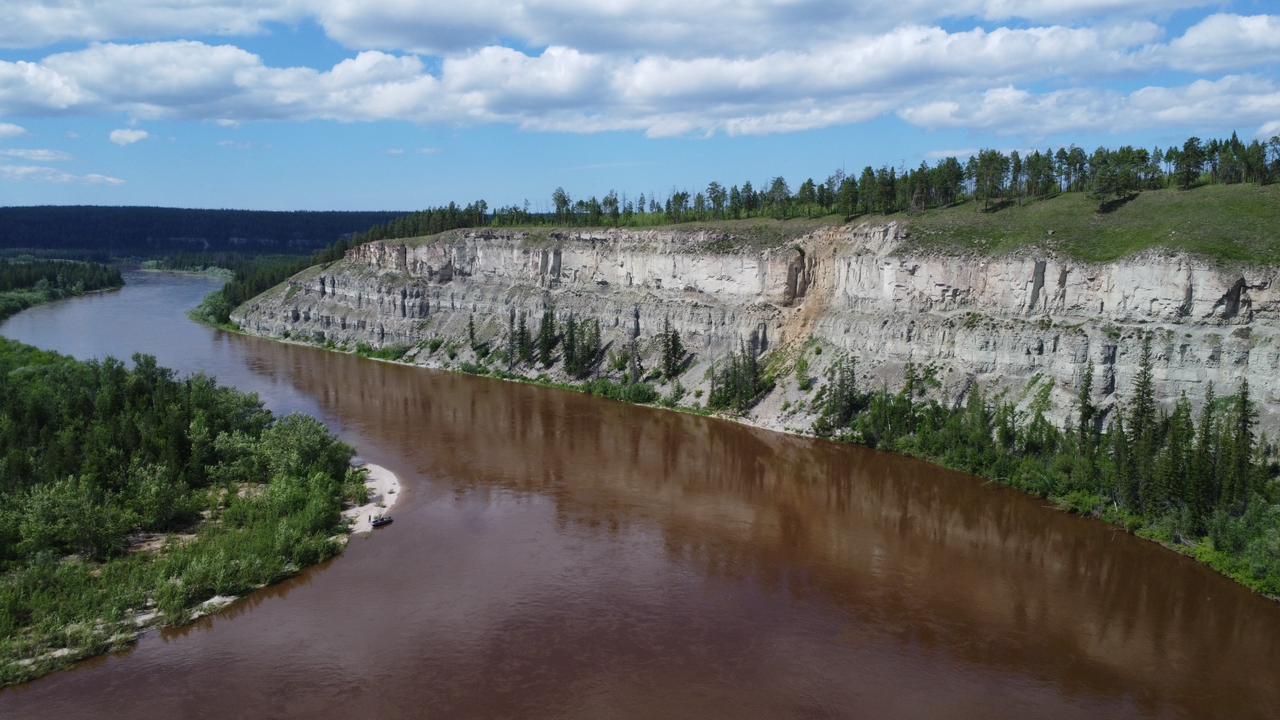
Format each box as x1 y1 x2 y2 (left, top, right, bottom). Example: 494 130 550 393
232 224 1280 434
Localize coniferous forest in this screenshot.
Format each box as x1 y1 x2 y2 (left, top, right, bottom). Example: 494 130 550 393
0 207 404 258
0 339 364 684
0 258 123 322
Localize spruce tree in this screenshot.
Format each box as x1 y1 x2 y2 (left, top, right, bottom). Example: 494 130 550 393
507 306 516 370
564 314 579 375
1112 416 1136 508
516 312 532 364
1077 362 1096 443
1128 334 1157 508
1223 378 1257 511
660 315 685 380
1190 383 1218 529
537 306 556 367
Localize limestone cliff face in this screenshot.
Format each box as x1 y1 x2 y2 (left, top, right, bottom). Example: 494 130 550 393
232 224 1280 434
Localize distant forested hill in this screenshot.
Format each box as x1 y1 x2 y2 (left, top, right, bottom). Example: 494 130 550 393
0 206 407 258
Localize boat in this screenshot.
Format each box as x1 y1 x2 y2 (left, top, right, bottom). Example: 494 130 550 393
370 515 393 528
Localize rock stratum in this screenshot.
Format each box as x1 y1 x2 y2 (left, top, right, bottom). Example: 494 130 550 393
232 223 1280 435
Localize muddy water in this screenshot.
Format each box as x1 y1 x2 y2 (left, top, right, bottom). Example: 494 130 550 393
0 271 1277 719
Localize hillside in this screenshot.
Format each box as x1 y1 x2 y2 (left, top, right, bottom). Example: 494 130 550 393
892 183 1280 264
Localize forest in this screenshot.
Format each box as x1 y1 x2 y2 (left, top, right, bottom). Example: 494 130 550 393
0 258 123 322
0 339 364 685
0 206 404 258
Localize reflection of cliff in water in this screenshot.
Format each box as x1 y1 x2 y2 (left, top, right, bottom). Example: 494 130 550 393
239 333 1280 719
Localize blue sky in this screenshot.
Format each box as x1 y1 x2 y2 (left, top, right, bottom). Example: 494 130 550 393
0 1 1277 211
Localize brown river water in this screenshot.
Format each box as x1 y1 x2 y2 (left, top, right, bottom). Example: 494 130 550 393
0 271 1277 719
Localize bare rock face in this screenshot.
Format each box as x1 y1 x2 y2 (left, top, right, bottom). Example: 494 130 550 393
232 224 1280 435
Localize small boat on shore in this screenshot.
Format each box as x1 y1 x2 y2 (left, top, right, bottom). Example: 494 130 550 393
370 515 393 528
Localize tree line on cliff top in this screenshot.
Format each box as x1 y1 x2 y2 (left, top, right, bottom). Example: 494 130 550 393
183 131 1279 327
343 131 1280 239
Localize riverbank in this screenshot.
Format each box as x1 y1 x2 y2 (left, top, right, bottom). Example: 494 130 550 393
0 334 384 687
217 315 1280 603
0 457 389 687
343 463 402 534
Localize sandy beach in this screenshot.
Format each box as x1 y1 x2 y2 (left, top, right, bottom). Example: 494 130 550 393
343 463 401 533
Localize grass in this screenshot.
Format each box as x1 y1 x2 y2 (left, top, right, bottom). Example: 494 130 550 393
382 185 1280 264
393 215 846 253
891 183 1280 264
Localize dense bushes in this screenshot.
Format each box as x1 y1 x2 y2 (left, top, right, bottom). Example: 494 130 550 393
0 340 360 684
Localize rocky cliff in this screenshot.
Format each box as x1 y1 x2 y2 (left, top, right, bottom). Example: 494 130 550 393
231 223 1280 435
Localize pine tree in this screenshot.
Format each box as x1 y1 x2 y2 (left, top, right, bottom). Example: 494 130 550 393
563 314 579 375
660 315 685 379
537 306 556 367
1128 334 1157 508
1222 378 1257 511
1190 383 1218 529
1151 395 1193 514
1077 361 1096 449
467 313 476 349
815 353 858 435
507 306 516 370
575 318 600 378
516 312 532 364
1112 416 1136 508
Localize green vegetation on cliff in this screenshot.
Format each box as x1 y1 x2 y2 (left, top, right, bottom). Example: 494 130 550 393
813 341 1280 596
896 183 1280 264
0 339 364 685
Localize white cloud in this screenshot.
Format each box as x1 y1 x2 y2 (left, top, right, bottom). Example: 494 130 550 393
0 9 1271 141
1259 120 1280 139
0 1 304 49
925 148 980 160
417 147 440 156
109 128 149 145
0 148 71 161
0 122 25 138
0 1 1217 54
0 164 123 184
1165 14 1280 72
899 76 1280 138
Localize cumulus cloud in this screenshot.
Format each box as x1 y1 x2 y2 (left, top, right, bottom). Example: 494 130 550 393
109 128 149 145
0 1 303 49
0 164 123 184
0 148 71 161
0 8 1273 141
1164 14 1280 72
0 122 25 138
0 0 1217 54
900 76 1280 138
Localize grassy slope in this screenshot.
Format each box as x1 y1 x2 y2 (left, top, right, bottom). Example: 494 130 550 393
892 183 1280 264
396 215 846 252
385 185 1280 265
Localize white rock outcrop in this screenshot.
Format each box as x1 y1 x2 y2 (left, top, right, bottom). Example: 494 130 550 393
232 224 1280 434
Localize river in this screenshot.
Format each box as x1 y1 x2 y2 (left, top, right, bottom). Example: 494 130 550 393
0 271 1276 719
